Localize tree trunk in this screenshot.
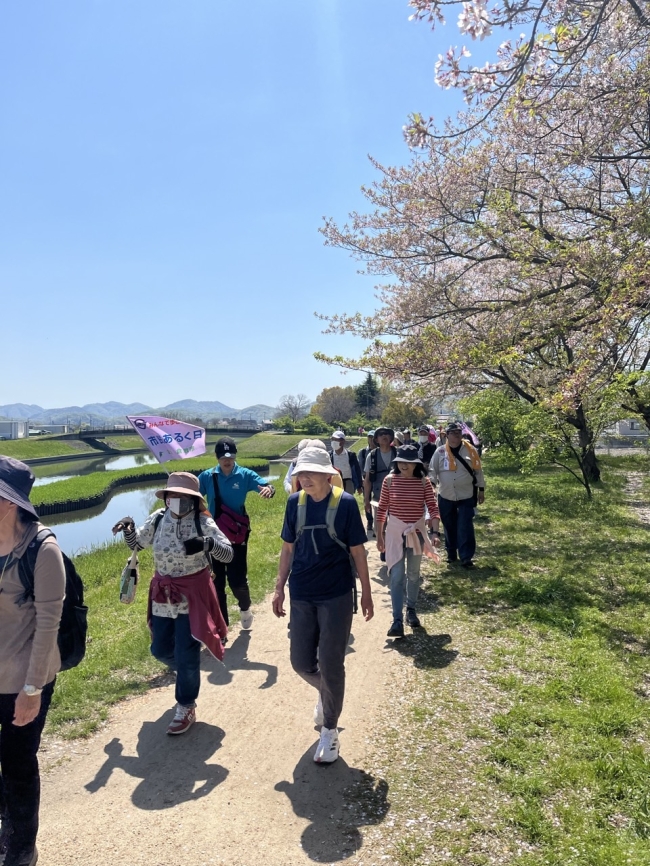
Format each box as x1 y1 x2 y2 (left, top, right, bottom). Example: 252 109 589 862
573 405 601 483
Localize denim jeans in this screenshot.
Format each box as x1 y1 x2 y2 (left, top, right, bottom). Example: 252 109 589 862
212 538 251 625
437 495 476 562
150 614 201 707
289 591 354 730
389 546 422 622
0 679 55 856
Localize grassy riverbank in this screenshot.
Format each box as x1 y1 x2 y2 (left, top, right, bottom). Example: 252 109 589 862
365 454 650 866
235 432 302 458
30 457 270 508
47 466 289 737
1 439 96 460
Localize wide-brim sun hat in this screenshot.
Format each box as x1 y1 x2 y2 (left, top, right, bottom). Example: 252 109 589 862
293 446 334 475
155 471 208 509
392 445 424 465
0 456 39 519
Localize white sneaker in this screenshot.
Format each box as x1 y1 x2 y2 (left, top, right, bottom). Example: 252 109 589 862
314 697 324 726
314 727 339 764
240 609 254 630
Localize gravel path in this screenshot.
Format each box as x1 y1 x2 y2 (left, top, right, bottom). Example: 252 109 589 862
37 543 397 866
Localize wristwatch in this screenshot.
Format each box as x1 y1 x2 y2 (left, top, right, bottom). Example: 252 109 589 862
23 685 43 697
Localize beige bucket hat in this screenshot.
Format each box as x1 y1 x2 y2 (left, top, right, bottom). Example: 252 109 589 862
155 471 207 509
293 446 335 475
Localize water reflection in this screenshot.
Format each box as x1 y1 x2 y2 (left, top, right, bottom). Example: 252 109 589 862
32 453 158 486
46 484 161 554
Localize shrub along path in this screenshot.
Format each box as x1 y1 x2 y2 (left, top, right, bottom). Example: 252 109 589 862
34 456 650 865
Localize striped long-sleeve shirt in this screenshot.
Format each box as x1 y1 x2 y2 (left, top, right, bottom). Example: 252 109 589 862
124 508 233 575
375 475 440 525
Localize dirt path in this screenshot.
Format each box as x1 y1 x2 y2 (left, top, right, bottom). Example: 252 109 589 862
38 544 397 866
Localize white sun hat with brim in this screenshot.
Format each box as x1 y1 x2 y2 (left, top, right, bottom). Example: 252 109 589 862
298 438 327 452
293 446 335 475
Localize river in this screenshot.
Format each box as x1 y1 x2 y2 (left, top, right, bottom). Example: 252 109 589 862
43 471 281 554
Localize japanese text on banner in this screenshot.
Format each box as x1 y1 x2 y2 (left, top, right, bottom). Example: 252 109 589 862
126 415 206 463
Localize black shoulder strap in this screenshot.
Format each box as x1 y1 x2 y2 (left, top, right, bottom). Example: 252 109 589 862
454 449 478 487
152 510 165 539
211 472 223 518
17 528 56 603
369 448 377 478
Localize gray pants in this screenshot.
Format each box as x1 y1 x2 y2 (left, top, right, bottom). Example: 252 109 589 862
289 591 354 730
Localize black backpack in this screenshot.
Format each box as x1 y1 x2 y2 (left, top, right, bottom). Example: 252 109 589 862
17 529 88 672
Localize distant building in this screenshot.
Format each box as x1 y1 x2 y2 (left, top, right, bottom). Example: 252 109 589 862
602 419 649 446
0 421 29 440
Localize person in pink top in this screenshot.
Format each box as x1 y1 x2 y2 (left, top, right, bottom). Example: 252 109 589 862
375 445 441 638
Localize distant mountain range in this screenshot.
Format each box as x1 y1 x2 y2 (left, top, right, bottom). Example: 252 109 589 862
0 400 277 426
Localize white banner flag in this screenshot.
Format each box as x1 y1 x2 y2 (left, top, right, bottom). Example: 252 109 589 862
126 415 206 463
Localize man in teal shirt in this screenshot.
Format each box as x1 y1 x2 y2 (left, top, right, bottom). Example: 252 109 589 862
198 437 275 629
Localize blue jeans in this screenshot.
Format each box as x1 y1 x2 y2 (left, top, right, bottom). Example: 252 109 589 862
437 495 476 562
150 614 201 707
289 592 354 730
389 547 422 622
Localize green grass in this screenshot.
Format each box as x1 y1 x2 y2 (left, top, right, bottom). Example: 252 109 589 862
234 432 302 458
364 454 650 865
30 457 270 507
47 466 289 737
0 439 96 459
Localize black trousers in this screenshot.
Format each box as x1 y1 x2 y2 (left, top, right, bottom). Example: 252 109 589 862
0 680 55 855
212 538 252 625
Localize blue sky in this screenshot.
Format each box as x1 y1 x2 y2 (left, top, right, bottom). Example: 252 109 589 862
1 0 467 411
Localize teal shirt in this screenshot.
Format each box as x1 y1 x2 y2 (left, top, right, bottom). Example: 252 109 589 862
198 464 268 516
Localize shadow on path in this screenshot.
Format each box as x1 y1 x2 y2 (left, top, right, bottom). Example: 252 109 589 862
275 747 389 862
204 629 278 689
387 629 458 670
84 713 228 809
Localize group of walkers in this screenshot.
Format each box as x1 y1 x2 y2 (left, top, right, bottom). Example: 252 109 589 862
0 421 485 862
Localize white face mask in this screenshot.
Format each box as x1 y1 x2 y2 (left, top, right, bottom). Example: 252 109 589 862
419 435 429 444
331 440 341 451
167 497 193 517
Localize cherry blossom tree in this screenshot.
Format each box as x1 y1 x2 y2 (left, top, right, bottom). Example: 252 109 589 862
403 0 650 142
319 47 650 485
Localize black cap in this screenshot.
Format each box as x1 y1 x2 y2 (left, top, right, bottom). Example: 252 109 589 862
445 421 464 434
215 437 238 459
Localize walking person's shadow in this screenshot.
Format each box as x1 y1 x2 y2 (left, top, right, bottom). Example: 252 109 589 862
84 715 228 810
275 748 389 862
204 629 278 689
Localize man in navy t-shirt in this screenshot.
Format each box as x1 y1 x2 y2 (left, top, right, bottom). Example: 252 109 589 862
272 446 373 764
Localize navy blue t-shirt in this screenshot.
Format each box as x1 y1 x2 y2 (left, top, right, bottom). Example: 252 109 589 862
281 490 367 602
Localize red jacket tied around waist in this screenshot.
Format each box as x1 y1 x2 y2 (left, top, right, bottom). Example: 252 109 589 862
148 567 228 661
